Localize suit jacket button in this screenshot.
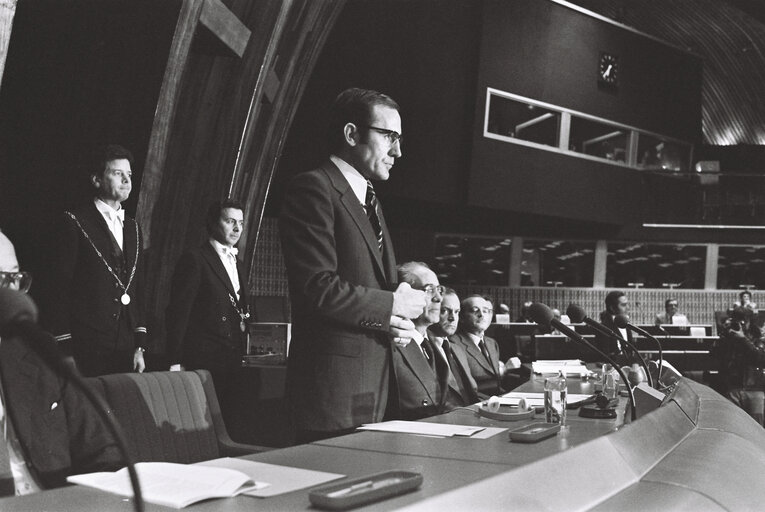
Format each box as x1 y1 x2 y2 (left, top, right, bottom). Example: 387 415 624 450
421 400 429 406
222 316 227 321
112 313 118 319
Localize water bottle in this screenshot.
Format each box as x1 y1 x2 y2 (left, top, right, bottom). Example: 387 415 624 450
602 363 618 400
544 370 567 425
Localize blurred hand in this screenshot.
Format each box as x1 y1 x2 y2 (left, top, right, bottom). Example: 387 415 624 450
133 349 146 373
391 282 427 319
389 315 421 347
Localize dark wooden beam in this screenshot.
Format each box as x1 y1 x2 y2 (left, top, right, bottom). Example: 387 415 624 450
199 0 251 58
136 0 205 248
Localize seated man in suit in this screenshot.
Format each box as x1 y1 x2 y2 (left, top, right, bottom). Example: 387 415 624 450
654 298 689 326
451 295 506 398
0 236 119 496
389 263 475 419
427 287 479 407
598 290 632 364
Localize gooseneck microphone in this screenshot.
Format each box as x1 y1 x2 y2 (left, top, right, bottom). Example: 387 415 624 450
615 314 664 389
529 302 637 421
566 304 653 388
0 289 144 512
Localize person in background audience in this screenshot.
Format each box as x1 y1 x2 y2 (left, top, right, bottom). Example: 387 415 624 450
516 301 533 323
41 145 147 377
279 88 426 442
734 290 758 313
599 290 632 363
0 235 120 496
654 298 689 326
165 200 249 429
717 306 765 425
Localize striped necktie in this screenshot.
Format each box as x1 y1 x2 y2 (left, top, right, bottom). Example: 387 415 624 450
365 180 384 252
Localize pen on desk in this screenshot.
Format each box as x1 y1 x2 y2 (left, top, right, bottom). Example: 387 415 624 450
326 480 375 498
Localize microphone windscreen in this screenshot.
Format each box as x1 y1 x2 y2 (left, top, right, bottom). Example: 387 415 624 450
614 314 629 329
0 288 38 327
566 303 586 323
528 302 554 327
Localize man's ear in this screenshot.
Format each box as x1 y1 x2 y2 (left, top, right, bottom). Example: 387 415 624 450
90 174 100 189
343 122 359 147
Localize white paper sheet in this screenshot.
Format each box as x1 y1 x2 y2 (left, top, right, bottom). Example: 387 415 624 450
357 420 486 437
196 457 344 497
499 392 592 408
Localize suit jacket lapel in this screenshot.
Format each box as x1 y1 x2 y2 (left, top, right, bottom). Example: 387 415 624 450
0 338 41 463
201 243 236 297
81 203 121 262
399 342 437 402
123 218 138 274
457 332 495 375
323 162 389 286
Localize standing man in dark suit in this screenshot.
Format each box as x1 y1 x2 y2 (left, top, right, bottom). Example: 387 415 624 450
43 145 147 377
598 290 632 362
452 295 505 398
280 88 426 442
165 200 249 428
389 263 477 419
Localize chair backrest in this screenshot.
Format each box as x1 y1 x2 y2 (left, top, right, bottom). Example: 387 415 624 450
91 370 224 464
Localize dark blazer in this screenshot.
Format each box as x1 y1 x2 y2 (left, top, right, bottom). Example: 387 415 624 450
279 161 397 433
0 335 120 491
165 242 249 366
390 340 439 420
440 337 481 406
451 331 503 398
42 203 146 353
598 310 633 357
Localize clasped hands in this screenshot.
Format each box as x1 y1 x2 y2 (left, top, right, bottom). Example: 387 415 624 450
389 282 428 347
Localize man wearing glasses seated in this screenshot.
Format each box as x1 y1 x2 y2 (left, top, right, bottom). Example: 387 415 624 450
388 263 478 420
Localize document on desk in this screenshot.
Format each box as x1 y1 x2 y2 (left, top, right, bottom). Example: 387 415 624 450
67 462 270 508
499 392 592 408
532 359 588 376
358 420 486 437
196 457 344 497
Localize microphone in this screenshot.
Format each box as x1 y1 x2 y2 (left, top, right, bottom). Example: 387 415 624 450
0 288 144 512
566 304 653 388
615 314 665 389
529 302 637 421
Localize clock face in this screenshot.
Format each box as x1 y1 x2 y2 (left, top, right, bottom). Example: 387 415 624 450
598 52 619 88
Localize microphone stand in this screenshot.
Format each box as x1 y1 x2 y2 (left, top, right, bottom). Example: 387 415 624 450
626 322 666 389
4 322 144 512
529 304 637 422
582 318 654 389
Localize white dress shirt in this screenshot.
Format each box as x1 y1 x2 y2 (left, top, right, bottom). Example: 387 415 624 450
94 198 124 250
209 239 240 299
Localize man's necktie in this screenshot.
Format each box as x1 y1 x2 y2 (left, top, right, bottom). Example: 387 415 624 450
365 180 383 252
479 339 492 368
421 340 435 372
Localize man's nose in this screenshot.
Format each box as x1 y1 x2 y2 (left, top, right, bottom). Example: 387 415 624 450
390 140 402 157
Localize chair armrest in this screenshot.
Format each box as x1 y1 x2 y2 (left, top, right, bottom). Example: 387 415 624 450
218 438 273 457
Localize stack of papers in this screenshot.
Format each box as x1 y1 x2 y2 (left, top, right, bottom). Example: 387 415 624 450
532 359 588 376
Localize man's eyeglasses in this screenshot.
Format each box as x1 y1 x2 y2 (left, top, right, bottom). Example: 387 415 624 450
418 284 444 297
364 126 402 145
0 271 32 293
467 306 493 315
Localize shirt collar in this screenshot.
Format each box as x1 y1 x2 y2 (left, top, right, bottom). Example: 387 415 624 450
330 154 368 206
466 331 483 347
94 198 124 222
209 238 238 257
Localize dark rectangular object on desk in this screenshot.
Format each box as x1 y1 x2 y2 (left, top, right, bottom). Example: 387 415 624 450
309 471 423 510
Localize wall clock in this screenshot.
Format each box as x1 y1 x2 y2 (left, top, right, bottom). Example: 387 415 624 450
598 52 619 89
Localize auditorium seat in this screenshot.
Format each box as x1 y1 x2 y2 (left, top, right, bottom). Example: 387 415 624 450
86 370 270 464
